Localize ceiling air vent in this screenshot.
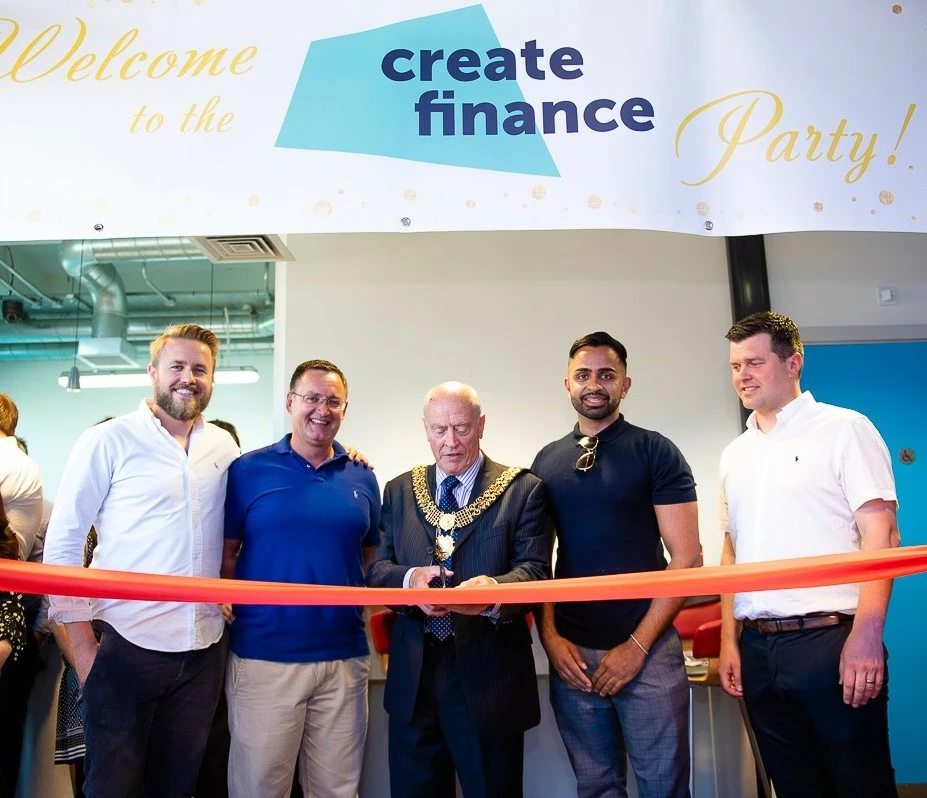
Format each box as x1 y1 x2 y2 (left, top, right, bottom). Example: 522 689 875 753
193 234 295 263
77 337 140 369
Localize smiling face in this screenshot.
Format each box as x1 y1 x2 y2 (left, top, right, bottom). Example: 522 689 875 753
565 345 631 433
286 368 347 457
729 332 802 422
423 388 485 476
148 337 215 422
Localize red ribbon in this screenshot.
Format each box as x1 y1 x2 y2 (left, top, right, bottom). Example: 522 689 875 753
2 546 926 605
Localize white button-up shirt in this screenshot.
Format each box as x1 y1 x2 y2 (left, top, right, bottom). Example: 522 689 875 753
44 400 239 652
0 435 43 560
719 391 897 620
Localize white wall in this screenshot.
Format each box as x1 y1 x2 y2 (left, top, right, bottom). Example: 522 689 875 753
0 352 274 500
278 229 740 565
766 231 927 327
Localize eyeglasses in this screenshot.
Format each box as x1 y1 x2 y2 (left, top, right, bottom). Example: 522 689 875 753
288 391 346 411
575 435 599 472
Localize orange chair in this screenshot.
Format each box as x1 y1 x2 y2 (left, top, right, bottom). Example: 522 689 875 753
369 608 396 671
673 599 722 642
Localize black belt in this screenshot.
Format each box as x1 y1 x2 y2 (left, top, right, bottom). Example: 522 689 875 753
743 613 854 634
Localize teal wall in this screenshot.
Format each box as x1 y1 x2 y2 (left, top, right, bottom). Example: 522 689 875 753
803 341 927 784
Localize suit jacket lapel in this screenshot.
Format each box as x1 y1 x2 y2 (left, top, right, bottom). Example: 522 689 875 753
453 454 503 550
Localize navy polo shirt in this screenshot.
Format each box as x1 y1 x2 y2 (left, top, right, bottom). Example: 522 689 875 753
224 435 380 663
532 415 696 650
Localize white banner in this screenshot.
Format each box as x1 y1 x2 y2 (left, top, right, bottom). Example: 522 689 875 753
1 1 924 241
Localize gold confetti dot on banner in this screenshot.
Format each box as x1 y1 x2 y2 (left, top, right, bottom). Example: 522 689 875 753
587 195 602 209
628 205 639 214
313 200 332 217
891 3 902 13
531 185 547 200
248 196 260 207
879 190 895 205
27 210 41 222
696 201 710 216
158 211 176 224
86 0 96 7
888 154 897 165
813 202 824 212
465 199 476 209
403 189 417 201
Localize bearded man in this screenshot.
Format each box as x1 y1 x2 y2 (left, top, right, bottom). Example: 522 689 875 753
44 323 239 798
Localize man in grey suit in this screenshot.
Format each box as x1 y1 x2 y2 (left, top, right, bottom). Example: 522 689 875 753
367 381 553 798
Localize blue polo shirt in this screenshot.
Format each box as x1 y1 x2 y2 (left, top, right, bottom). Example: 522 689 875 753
532 415 697 650
224 435 380 663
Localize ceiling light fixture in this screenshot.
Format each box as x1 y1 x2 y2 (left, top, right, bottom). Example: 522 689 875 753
65 364 82 392
57 366 260 389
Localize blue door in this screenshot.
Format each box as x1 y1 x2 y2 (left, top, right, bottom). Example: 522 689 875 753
803 341 926 784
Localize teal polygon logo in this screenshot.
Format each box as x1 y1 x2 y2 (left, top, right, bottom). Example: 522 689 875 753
276 5 559 177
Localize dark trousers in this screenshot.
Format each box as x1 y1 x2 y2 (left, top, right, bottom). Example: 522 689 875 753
81 622 226 798
740 623 897 798
388 636 524 798
195 675 231 798
0 624 41 797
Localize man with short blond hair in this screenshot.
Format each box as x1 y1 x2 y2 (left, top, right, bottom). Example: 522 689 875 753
44 323 239 798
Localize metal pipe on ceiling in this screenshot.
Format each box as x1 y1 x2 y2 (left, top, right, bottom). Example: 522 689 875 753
0 255 64 308
0 340 274 362
59 238 204 271
0 309 274 344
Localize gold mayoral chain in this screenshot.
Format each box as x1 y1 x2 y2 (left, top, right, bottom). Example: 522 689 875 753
411 465 523 546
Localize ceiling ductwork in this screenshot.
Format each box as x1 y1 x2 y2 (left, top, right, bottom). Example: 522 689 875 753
0 238 276 361
1 309 274 344
0 340 274 362
58 241 129 338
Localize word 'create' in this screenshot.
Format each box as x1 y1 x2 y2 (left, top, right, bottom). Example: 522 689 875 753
382 40 583 82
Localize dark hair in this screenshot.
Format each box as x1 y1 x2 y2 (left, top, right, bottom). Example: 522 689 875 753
15 437 27 456
209 419 241 449
0 393 18 437
725 312 804 361
0 496 20 561
569 332 628 367
289 359 348 394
